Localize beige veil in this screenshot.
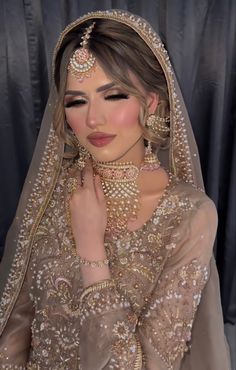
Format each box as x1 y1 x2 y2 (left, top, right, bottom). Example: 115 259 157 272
0 9 231 369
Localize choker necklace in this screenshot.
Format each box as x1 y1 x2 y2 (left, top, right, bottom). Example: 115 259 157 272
93 161 140 235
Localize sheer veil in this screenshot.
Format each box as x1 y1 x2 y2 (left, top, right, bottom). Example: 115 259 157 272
0 10 231 369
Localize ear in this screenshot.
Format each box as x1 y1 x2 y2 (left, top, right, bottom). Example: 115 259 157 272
146 92 159 114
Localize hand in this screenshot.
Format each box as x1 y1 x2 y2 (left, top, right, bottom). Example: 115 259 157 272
69 161 107 259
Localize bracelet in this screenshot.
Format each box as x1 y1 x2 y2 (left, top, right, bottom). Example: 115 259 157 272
80 279 115 301
76 254 109 268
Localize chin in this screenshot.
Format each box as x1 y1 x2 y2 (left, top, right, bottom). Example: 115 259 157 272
89 147 121 163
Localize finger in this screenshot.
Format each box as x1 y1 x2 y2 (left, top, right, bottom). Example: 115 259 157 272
79 170 84 187
82 160 94 188
94 175 105 203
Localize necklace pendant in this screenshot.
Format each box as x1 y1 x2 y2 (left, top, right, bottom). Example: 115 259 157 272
94 161 140 236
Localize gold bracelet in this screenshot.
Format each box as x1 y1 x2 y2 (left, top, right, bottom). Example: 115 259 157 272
76 255 109 268
80 279 115 302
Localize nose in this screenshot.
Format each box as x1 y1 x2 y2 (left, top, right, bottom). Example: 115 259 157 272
86 100 105 129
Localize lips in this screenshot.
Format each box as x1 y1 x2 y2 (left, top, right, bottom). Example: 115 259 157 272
87 132 116 147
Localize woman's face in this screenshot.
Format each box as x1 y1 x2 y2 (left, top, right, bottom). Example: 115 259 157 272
64 62 157 164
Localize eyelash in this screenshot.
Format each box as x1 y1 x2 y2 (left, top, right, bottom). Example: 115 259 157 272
64 100 86 108
105 93 129 100
64 93 129 108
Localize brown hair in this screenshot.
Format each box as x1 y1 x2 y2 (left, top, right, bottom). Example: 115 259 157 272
54 19 170 157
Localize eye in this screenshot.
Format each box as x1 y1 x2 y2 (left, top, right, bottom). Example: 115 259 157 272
105 93 129 100
64 99 87 108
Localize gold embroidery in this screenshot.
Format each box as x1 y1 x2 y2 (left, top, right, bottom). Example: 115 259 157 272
113 321 130 340
0 366 26 370
139 260 209 369
134 336 143 370
3 157 204 369
80 279 115 302
0 129 62 335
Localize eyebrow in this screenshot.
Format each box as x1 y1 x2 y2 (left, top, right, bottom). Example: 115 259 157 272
64 82 116 96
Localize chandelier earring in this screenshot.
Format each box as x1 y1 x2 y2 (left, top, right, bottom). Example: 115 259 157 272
75 139 91 170
141 140 161 171
140 113 165 171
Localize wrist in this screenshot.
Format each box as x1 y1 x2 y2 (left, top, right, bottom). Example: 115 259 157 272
81 265 111 288
76 254 109 268
75 240 105 259
74 242 110 288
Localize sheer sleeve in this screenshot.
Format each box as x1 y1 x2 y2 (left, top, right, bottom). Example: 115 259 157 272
78 197 217 370
138 198 217 369
0 274 34 369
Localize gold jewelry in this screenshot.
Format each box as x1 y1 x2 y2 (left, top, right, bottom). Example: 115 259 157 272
68 22 96 81
76 255 109 268
67 177 79 194
93 161 140 235
76 141 91 170
146 113 170 137
80 279 115 302
141 141 161 171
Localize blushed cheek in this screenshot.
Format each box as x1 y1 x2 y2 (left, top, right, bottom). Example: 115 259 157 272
112 105 140 128
65 113 82 134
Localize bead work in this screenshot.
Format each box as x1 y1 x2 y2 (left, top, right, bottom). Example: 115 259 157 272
139 260 209 369
0 127 62 333
94 161 140 235
0 160 210 368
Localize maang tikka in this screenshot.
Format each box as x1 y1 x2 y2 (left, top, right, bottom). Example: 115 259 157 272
68 22 96 81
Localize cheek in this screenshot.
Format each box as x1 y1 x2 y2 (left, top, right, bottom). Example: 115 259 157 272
65 110 83 134
111 102 140 128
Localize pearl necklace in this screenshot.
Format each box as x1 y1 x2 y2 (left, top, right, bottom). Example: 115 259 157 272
93 161 140 235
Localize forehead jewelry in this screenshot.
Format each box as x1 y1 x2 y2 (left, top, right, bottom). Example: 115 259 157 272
68 22 96 81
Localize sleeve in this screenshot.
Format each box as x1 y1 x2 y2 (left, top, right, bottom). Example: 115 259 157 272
78 198 218 370
0 275 34 369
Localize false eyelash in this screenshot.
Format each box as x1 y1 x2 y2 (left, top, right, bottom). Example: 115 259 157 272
105 93 129 100
64 100 86 108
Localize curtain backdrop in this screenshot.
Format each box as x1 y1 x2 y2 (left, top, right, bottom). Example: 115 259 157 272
0 0 235 324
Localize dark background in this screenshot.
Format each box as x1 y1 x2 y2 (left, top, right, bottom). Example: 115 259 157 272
0 0 235 325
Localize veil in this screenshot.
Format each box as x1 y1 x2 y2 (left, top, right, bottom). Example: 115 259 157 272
0 9 231 369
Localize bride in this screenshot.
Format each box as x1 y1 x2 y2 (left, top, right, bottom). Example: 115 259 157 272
0 9 231 370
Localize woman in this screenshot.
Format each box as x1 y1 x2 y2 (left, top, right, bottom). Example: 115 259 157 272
0 9 231 370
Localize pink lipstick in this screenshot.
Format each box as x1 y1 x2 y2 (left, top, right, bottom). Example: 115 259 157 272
87 132 116 147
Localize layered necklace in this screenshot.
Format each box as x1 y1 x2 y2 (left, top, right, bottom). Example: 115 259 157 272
66 146 161 237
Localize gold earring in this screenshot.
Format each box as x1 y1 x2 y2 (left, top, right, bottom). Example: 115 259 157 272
76 140 91 170
146 113 170 137
141 140 161 171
